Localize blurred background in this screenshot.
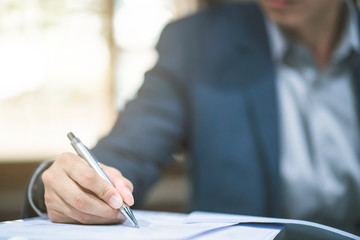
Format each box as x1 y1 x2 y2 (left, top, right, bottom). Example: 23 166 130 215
0 0 229 221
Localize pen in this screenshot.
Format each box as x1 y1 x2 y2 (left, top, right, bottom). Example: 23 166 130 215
67 132 139 228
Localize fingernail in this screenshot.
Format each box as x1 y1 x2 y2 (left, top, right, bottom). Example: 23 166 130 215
109 195 122 209
121 188 134 206
126 189 134 205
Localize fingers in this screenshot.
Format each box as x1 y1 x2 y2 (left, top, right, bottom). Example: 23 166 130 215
47 198 125 225
103 165 135 206
44 168 120 219
42 152 134 224
65 158 125 210
48 210 124 225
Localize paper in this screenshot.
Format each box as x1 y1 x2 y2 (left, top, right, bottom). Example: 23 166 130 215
187 211 360 240
188 224 282 240
185 212 282 240
0 210 282 240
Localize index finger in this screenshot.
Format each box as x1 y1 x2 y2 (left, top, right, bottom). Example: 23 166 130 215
102 165 134 206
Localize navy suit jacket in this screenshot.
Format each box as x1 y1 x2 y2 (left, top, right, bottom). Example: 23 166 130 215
93 2 360 218
93 2 281 217
23 2 360 220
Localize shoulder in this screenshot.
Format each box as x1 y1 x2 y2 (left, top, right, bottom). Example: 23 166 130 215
152 2 269 84
161 2 264 40
155 2 266 59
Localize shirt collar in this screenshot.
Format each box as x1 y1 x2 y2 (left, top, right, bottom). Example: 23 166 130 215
265 17 287 63
333 0 360 62
265 0 360 64
347 0 360 51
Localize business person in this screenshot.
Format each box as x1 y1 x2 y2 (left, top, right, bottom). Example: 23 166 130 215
23 0 360 234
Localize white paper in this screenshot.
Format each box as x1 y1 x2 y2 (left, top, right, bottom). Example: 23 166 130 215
0 210 247 240
187 211 360 240
3 210 358 240
188 224 282 240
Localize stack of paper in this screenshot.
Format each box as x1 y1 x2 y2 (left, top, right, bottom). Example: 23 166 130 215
0 210 358 240
187 211 360 240
0 210 281 240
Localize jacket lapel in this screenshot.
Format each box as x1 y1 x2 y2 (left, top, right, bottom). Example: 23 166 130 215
353 11 360 136
231 4 281 216
204 2 282 216
247 65 280 217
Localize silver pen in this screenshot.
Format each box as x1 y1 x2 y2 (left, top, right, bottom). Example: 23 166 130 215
67 132 139 228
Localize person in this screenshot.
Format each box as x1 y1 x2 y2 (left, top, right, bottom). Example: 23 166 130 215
23 0 360 234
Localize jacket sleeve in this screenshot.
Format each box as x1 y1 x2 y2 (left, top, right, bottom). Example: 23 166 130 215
92 23 188 204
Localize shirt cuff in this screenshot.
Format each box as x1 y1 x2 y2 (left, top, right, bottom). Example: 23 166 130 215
27 160 53 218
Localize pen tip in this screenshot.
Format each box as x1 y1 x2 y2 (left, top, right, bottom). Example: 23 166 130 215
131 217 139 228
120 204 139 228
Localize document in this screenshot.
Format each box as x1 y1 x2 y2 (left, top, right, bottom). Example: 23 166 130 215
187 211 360 240
3 210 360 240
0 210 282 240
4 210 359 240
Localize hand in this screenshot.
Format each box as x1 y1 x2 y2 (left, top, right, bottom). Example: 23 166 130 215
42 152 134 224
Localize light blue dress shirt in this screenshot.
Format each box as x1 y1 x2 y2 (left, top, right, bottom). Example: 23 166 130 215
266 0 360 230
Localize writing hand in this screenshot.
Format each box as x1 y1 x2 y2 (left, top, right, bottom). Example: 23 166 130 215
42 152 134 224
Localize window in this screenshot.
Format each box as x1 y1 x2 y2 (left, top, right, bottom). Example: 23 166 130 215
113 0 197 108
0 0 115 161
0 0 198 162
